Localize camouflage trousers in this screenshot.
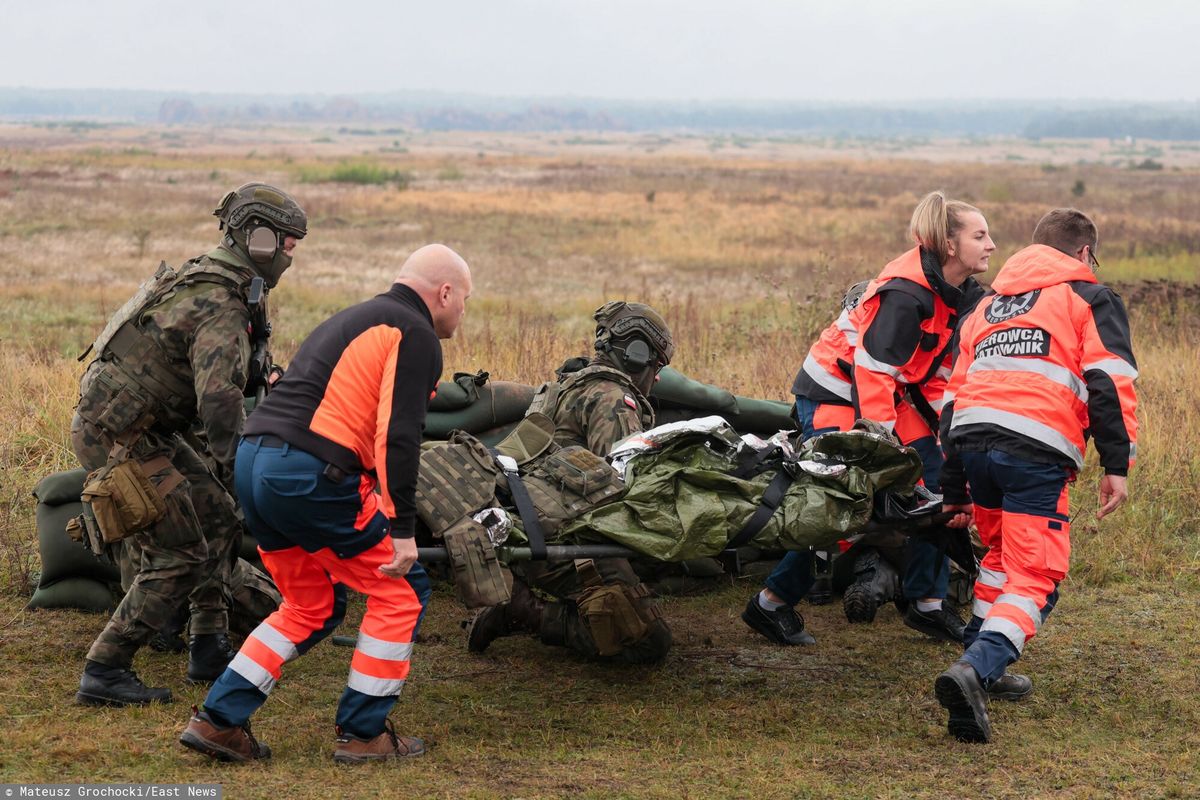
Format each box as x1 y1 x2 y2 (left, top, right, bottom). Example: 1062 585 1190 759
518 557 672 664
114 546 281 640
71 413 241 668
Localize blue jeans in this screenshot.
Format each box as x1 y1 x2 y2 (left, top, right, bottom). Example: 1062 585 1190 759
762 399 845 605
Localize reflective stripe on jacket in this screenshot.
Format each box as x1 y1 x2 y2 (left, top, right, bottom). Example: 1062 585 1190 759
943 244 1138 473
851 247 964 433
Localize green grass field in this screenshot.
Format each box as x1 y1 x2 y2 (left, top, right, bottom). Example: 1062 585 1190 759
0 125 1197 798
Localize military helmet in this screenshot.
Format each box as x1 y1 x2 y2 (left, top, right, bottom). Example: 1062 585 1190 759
214 183 307 240
214 183 307 287
593 301 674 372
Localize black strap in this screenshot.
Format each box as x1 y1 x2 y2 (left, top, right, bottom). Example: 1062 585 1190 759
904 383 941 435
491 450 547 561
727 470 794 549
730 445 782 480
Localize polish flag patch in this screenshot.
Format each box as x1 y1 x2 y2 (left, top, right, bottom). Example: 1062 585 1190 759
624 394 638 410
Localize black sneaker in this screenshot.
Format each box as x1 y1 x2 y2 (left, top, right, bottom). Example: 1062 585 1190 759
904 604 966 644
987 672 1033 701
741 596 816 646
935 662 992 743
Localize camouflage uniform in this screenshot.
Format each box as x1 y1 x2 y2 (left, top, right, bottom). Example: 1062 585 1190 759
540 360 654 458
72 246 261 669
518 352 672 663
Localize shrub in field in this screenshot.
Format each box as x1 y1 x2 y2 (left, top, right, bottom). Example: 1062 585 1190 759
299 161 412 188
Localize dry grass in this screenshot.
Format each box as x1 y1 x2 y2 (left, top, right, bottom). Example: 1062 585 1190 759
0 125 1198 796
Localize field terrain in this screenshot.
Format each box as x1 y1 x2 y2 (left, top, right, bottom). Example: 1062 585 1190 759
0 125 1197 798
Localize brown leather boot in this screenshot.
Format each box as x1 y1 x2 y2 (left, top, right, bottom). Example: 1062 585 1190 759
333 719 425 764
464 578 545 653
179 707 271 763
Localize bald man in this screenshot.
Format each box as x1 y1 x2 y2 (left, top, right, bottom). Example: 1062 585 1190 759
181 245 472 764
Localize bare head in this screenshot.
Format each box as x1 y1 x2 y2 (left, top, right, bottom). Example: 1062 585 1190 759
910 190 995 286
395 244 473 339
1033 208 1100 271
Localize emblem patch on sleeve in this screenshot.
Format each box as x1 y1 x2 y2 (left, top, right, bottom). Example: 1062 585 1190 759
624 394 638 410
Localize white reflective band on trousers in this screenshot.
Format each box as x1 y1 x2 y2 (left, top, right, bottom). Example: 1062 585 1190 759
802 354 852 401
347 671 406 697
972 567 1007 618
252 622 300 663
355 631 414 662
968 355 1089 404
229 652 278 695
928 395 948 412
853 349 905 379
346 629 413 697
1083 357 1139 380
980 593 1045 653
951 406 1085 469
978 567 1006 589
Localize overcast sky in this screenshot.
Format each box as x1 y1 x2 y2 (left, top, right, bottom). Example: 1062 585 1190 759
3 0 1196 102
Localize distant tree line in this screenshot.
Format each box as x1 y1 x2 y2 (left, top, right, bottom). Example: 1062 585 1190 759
3 89 1200 140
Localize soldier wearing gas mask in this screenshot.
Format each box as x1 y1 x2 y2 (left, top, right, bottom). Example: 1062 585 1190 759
71 183 305 706
465 301 675 663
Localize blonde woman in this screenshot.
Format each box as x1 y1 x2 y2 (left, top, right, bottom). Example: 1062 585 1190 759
742 191 992 646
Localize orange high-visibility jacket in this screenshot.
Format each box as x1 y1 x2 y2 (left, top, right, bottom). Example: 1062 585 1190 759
243 284 443 536
793 247 975 434
942 244 1138 474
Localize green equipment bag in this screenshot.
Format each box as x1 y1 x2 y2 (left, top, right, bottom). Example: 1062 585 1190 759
442 516 511 609
76 455 183 544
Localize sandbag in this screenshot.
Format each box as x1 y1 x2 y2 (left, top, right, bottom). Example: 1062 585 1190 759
424 380 537 439
33 468 120 587
28 577 117 612
429 370 489 412
651 367 738 413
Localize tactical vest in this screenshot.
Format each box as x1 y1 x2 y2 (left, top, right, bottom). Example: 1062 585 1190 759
526 364 654 429
77 258 253 435
414 416 626 609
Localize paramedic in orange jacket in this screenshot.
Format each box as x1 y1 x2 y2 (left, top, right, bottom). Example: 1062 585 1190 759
742 191 990 647
934 209 1137 743
179 244 473 764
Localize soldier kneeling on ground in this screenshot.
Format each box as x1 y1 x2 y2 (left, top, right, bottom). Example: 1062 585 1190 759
465 301 675 663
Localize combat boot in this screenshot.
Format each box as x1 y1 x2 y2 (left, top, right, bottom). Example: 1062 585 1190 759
333 719 425 764
464 579 545 653
186 633 237 684
987 672 1033 701
180 707 271 763
935 661 992 743
76 660 173 707
842 548 901 624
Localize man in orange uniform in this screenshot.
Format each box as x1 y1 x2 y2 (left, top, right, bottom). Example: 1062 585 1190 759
179 244 473 763
935 209 1137 743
